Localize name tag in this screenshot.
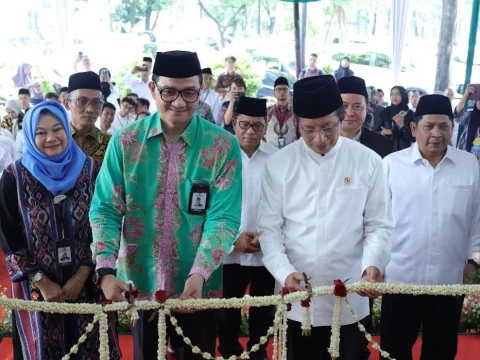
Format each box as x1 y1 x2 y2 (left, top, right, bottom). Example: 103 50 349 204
189 183 210 215
55 238 73 267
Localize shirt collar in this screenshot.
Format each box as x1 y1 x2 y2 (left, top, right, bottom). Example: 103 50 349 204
302 135 343 161
410 142 457 165
70 124 100 139
353 128 362 142
146 112 199 147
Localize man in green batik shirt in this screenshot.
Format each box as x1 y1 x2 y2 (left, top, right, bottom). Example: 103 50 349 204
89 50 242 360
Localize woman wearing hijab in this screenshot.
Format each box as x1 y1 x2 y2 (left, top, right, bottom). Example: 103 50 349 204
379 86 415 150
31 82 46 105
334 56 354 82
454 84 480 161
1 99 24 138
12 63 33 89
0 101 121 360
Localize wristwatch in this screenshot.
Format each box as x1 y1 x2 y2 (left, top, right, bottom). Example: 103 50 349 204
93 268 116 286
467 259 480 269
31 271 44 284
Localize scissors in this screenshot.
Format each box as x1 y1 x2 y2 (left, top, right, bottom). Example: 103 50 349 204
125 283 133 304
303 272 312 293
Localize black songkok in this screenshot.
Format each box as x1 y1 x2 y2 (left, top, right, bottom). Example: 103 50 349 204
293 75 343 119
236 97 267 117
153 51 201 78
68 72 102 93
274 77 289 88
415 94 453 118
337 76 369 99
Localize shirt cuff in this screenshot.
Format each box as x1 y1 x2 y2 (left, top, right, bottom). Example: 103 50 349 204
362 257 385 276
274 264 297 287
95 255 117 271
189 266 211 282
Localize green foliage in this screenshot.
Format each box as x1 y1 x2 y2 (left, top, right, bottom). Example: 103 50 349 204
32 65 55 94
211 53 264 97
112 0 169 28
114 60 139 98
322 64 333 75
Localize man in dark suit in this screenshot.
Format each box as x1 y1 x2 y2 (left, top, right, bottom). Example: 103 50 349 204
337 76 395 360
338 76 396 158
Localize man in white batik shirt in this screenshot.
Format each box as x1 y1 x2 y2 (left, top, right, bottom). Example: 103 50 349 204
257 75 393 360
381 94 480 360
200 68 221 126
218 96 277 360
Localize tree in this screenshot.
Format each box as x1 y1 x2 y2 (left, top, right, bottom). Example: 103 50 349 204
112 0 169 31
262 0 278 34
197 0 253 48
434 0 458 91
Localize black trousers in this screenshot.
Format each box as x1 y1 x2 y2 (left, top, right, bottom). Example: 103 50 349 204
380 294 464 360
218 264 275 360
131 309 217 360
12 310 24 360
286 318 366 360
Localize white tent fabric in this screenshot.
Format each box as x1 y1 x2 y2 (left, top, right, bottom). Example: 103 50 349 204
392 0 411 86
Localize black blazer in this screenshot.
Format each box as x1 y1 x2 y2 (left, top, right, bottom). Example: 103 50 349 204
360 128 397 158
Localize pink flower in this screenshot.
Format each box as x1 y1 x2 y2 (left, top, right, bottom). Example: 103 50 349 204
214 138 229 155
123 217 146 240
119 244 138 257
212 248 225 263
119 130 137 147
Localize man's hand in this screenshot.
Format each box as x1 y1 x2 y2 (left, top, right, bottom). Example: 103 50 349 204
62 276 84 302
132 65 139 74
100 274 130 302
175 274 205 314
381 126 392 136
358 266 383 299
463 263 478 283
284 272 311 293
234 232 260 253
250 234 261 250
36 277 65 303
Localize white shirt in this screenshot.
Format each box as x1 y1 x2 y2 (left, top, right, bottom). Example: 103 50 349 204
105 84 121 110
383 143 480 285
0 135 16 178
258 137 393 326
14 130 24 160
200 90 221 126
123 73 155 112
0 128 14 141
108 112 136 135
224 141 278 266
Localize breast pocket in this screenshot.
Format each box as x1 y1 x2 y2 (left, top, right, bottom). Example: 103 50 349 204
443 184 473 218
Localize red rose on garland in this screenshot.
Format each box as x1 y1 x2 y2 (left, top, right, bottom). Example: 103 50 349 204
333 279 347 297
155 290 166 302
280 287 292 311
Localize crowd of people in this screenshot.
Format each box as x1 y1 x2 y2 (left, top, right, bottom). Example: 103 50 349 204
0 48 479 360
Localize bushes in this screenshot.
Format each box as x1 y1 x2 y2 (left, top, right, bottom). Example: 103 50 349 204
211 53 264 98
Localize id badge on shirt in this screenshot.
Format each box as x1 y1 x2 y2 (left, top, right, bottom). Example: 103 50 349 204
188 183 210 215
55 238 73 267
278 137 286 149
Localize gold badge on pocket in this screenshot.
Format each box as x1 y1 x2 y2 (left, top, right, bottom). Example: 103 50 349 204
344 177 351 185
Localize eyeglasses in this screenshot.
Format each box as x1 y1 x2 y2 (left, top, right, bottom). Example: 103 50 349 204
68 97 104 109
153 82 200 103
300 122 339 137
238 121 265 131
275 87 289 92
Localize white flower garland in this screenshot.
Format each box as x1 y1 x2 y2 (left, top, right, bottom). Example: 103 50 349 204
343 299 394 360
61 315 99 360
328 297 342 359
157 309 167 360
2 282 480 359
